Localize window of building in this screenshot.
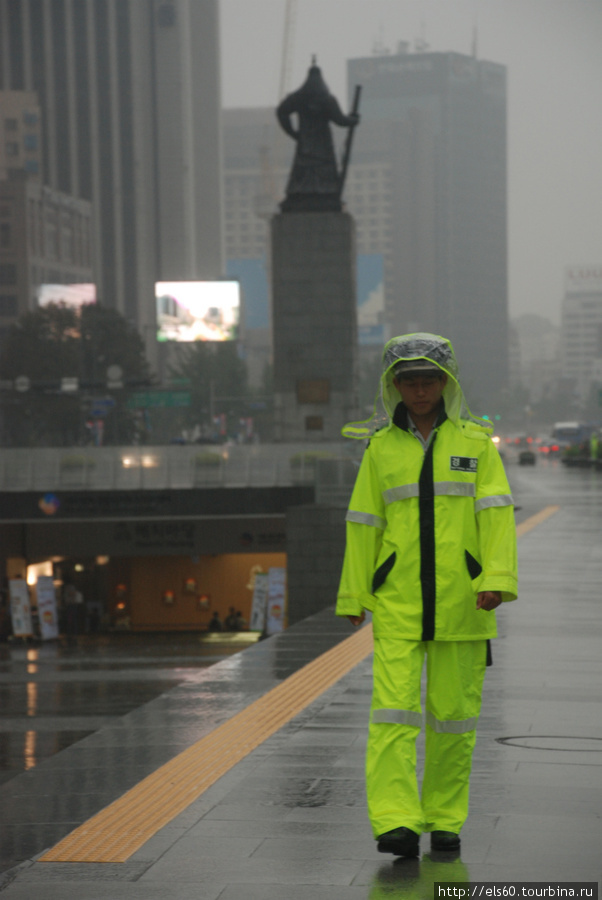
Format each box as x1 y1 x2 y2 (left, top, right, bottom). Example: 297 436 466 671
24 134 38 151
0 222 11 249
37 201 44 253
23 111 38 127
0 265 17 286
4 118 18 132
5 142 19 158
25 160 39 174
0 295 18 316
28 200 36 253
82 219 90 265
62 225 73 263
157 3 176 27
46 222 57 259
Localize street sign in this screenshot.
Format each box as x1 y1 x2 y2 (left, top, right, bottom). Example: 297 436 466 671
90 396 116 418
14 376 31 392
106 364 123 389
126 390 191 409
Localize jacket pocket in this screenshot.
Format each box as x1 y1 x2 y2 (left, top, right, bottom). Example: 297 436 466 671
372 551 396 593
464 549 482 581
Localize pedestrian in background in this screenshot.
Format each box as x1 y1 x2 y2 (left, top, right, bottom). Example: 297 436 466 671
224 607 238 631
208 611 223 632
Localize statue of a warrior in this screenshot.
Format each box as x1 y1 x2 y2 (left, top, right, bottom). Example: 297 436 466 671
276 59 360 212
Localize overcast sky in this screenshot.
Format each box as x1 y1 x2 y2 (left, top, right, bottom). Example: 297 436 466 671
220 0 602 325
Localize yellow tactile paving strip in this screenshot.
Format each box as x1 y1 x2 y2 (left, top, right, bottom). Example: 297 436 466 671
516 504 559 537
40 623 374 863
40 504 558 865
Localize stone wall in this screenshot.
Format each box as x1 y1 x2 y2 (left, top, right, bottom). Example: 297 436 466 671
286 503 347 625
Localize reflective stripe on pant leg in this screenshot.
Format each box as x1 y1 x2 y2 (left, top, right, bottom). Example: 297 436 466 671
421 640 487 834
367 638 425 837
371 708 423 727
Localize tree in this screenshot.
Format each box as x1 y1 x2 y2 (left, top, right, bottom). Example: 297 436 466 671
0 303 152 446
167 342 248 440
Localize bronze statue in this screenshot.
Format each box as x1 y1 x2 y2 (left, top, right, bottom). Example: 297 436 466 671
276 59 361 212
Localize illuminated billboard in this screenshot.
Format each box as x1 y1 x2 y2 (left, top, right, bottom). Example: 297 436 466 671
37 283 97 308
156 280 240 342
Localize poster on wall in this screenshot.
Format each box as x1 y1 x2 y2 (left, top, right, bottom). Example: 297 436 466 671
249 572 269 632
36 575 60 641
9 578 33 637
266 567 287 635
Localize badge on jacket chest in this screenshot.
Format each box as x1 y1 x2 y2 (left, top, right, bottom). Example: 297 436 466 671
450 456 478 473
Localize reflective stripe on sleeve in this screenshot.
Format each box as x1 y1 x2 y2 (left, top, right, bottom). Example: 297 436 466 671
383 484 419 504
475 494 514 513
426 710 478 734
345 510 387 529
383 481 475 505
371 708 423 727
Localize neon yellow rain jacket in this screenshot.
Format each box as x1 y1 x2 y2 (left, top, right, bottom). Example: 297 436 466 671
336 333 518 641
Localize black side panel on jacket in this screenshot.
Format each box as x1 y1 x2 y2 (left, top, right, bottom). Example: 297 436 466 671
419 435 437 641
372 552 397 593
465 550 483 580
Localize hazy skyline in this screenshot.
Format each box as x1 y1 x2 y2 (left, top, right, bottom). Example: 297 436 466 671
220 0 602 325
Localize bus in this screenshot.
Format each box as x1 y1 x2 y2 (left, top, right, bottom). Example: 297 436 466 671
551 421 596 453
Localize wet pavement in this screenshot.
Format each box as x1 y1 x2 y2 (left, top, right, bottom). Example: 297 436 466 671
1 457 601 896
0 632 250 786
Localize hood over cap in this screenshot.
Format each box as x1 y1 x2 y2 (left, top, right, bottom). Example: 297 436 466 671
342 332 491 440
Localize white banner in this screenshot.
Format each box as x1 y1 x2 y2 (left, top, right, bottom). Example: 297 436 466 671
9 578 33 637
249 572 269 632
266 567 287 635
36 575 60 641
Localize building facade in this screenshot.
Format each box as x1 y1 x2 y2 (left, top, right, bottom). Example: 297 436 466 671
0 0 223 361
561 266 602 403
0 90 42 181
347 48 508 405
512 313 560 403
0 178 93 346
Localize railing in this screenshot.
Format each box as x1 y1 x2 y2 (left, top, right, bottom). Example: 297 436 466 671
0 443 361 498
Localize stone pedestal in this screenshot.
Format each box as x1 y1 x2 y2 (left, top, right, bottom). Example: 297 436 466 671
271 211 359 441
286 503 347 625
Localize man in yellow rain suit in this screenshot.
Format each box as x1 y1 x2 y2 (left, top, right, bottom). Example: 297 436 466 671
337 333 517 858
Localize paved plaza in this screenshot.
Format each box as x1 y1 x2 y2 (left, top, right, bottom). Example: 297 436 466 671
0 460 601 898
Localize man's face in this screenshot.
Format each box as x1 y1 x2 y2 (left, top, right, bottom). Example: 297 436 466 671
393 371 447 420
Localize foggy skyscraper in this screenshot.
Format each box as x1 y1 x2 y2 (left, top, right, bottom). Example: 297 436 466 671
0 0 223 355
348 47 508 403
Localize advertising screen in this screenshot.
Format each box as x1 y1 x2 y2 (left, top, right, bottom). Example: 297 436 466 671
37 283 97 308
156 281 240 342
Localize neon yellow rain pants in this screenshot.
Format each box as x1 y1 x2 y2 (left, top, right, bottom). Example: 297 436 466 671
367 637 487 838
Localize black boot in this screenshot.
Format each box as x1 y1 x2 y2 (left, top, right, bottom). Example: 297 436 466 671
431 830 460 851
377 826 420 857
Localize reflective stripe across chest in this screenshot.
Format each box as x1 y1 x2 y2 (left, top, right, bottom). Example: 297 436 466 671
381 434 478 506
383 480 475 505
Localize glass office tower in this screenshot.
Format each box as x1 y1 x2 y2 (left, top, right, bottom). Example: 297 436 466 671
348 49 508 403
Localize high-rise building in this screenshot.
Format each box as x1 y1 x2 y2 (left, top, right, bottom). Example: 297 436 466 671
348 48 508 404
0 91 42 181
0 0 223 360
0 177 94 348
561 265 602 402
